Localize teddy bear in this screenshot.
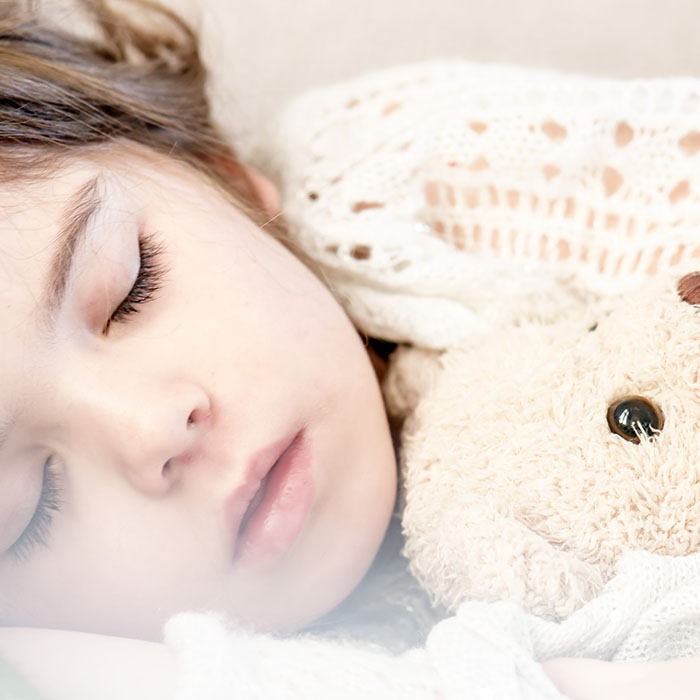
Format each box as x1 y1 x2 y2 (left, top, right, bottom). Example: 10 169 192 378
383 271 700 621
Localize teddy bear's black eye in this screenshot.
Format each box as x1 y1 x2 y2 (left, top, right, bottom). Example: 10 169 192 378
606 396 664 443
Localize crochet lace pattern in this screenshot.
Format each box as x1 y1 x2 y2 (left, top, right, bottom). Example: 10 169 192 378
267 61 700 347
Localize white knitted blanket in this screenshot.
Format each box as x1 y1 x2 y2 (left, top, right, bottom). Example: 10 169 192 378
258 60 700 348
166 552 700 699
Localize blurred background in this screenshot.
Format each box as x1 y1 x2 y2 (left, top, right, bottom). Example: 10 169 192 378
164 0 700 146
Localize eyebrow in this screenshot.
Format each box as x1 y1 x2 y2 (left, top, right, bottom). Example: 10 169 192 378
42 174 104 323
0 176 103 456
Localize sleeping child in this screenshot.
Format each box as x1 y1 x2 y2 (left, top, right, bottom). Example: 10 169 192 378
1 2 700 698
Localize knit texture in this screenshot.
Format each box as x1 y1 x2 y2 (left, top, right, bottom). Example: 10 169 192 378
261 60 700 348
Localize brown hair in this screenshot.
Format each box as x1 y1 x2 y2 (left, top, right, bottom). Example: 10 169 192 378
0 0 271 221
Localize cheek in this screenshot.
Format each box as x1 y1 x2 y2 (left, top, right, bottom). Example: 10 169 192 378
0 486 224 635
176 237 351 370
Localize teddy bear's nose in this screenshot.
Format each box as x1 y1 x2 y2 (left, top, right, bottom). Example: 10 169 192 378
678 271 700 304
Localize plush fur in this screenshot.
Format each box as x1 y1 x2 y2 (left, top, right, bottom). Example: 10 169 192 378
384 273 700 620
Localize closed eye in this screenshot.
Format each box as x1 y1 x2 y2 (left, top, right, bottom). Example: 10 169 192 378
104 233 166 333
8 457 62 562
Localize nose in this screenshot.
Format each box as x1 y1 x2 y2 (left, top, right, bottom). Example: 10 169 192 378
65 374 212 496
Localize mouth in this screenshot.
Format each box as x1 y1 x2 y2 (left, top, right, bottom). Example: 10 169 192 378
237 469 271 537
226 429 314 567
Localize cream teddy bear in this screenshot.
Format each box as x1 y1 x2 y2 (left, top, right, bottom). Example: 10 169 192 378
384 271 700 621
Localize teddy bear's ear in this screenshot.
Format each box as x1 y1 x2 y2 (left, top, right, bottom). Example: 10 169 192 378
678 272 700 305
383 346 443 419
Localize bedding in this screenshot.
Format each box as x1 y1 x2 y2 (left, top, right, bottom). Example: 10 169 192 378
165 551 700 698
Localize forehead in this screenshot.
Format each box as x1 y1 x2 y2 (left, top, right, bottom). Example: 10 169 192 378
0 148 181 311
0 160 102 325
0 164 90 242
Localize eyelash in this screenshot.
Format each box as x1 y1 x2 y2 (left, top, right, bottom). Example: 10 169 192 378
104 233 166 331
9 458 62 562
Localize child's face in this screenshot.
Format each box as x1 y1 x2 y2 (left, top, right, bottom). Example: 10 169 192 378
0 146 397 637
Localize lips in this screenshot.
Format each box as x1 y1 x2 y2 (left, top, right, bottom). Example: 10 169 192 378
237 472 270 536
225 430 314 568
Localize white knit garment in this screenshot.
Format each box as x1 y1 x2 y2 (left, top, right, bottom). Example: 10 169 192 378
165 551 700 699
260 60 700 348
